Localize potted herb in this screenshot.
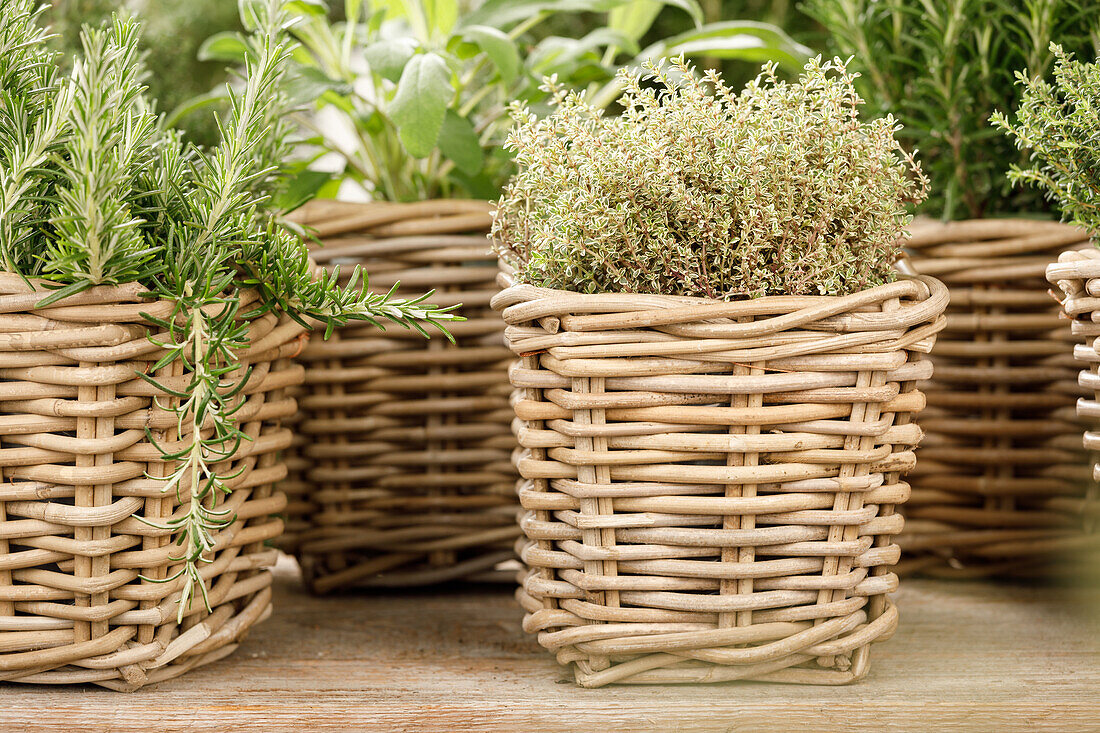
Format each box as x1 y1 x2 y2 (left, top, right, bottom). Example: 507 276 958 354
806 0 1100 577
0 0 456 689
240 0 811 592
1001 45 1100 569
490 56 948 686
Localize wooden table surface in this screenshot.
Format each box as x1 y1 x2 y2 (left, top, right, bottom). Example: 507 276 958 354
3 556 1098 732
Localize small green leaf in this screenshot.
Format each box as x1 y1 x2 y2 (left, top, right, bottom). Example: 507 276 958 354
390 52 453 158
273 169 333 213
286 0 328 16
608 0 663 43
638 21 813 72
459 0 630 30
163 87 230 130
285 67 352 107
424 0 458 38
364 38 417 82
198 31 250 63
438 109 483 175
653 0 703 28
450 168 500 200
461 25 520 84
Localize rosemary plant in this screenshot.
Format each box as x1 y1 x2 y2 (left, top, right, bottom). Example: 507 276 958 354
0 0 461 619
804 0 1100 220
45 0 246 147
994 45 1100 236
494 56 926 299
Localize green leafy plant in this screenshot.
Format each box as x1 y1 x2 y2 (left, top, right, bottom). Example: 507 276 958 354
0 0 460 618
994 44 1100 235
199 0 811 202
804 0 1100 220
494 56 926 299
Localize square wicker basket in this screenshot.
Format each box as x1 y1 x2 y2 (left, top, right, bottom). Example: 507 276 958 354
904 218 1099 577
492 273 948 686
0 278 304 689
284 200 520 592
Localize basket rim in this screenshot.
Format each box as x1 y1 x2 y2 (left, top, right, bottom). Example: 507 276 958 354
492 272 949 336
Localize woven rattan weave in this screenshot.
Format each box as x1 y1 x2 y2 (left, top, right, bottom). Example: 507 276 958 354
1044 248 1100 566
492 273 948 687
903 218 1097 577
0 277 304 689
287 200 519 592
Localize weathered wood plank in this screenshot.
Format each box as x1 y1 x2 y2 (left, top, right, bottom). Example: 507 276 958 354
1 556 1097 732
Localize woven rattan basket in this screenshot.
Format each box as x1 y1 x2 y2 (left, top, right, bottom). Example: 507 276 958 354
902 218 1098 577
286 199 519 593
1044 248 1100 566
492 273 948 687
0 277 304 689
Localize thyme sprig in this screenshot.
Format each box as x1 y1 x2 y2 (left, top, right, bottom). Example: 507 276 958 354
0 0 462 620
993 44 1100 236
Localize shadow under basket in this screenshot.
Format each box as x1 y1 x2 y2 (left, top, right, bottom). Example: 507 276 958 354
492 273 948 687
903 218 1099 578
0 277 304 690
286 200 520 593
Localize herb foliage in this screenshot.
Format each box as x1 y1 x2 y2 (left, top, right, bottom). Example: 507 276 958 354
994 44 1100 236
199 0 811 202
494 56 926 299
804 0 1100 220
0 0 460 618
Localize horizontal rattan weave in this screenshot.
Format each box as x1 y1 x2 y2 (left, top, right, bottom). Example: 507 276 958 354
287 199 519 592
492 273 948 687
903 218 1097 577
1045 248 1100 568
0 276 304 690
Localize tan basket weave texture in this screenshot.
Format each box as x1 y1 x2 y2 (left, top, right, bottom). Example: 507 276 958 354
287 200 519 592
493 273 948 687
0 277 304 689
1045 248 1100 566
903 218 1098 577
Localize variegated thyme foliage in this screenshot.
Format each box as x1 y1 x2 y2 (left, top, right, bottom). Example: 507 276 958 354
493 57 927 300
993 44 1100 237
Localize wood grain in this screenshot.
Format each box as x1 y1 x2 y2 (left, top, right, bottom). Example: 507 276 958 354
1 555 1097 732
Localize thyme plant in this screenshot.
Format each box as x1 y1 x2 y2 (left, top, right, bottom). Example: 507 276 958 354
804 0 1100 220
0 0 460 618
494 56 926 299
994 45 1100 236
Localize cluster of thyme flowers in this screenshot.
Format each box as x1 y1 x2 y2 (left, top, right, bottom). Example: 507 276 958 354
993 44 1100 236
0 0 460 618
493 56 927 299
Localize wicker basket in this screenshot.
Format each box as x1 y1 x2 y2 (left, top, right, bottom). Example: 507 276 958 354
492 273 948 687
902 218 1098 577
286 199 519 593
1044 248 1100 565
0 276 304 689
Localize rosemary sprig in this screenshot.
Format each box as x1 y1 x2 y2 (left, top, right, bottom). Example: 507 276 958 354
0 0 463 621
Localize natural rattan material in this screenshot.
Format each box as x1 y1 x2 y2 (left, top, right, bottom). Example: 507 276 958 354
0 276 304 690
903 218 1098 577
492 273 948 687
1045 249 1100 565
287 200 519 592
